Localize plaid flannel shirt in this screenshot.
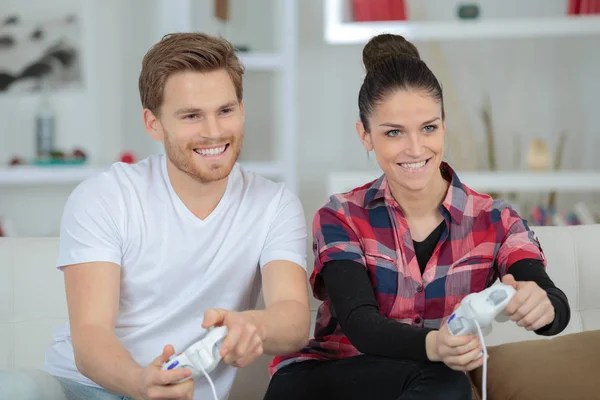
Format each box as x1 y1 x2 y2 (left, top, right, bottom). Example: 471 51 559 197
269 162 546 374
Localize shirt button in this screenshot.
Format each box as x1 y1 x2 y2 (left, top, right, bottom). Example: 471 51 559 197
416 285 424 293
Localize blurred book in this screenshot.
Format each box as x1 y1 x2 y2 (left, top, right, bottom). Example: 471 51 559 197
528 202 599 226
353 0 407 22
568 0 600 15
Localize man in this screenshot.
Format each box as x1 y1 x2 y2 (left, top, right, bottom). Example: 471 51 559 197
2 32 310 400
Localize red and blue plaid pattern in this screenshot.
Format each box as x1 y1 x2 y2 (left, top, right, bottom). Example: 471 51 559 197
269 162 546 374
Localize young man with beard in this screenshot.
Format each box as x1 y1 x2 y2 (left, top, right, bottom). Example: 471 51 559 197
0 33 310 400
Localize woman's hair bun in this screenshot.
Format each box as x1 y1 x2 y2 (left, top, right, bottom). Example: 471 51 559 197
362 33 420 73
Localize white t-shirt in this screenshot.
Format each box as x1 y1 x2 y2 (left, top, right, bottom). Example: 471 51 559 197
42 154 307 400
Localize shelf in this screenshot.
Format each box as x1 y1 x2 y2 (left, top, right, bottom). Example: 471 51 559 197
328 170 600 195
238 52 283 71
0 166 108 186
0 162 284 187
324 0 600 44
239 161 284 178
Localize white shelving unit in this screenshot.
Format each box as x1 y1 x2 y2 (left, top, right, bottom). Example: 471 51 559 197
272 0 299 193
328 170 600 196
324 0 600 44
0 0 299 194
324 0 600 195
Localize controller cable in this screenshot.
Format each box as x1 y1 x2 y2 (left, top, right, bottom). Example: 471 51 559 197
473 319 488 400
197 361 219 400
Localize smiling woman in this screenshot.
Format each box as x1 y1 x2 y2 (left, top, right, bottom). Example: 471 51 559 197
355 33 446 203
264 33 570 400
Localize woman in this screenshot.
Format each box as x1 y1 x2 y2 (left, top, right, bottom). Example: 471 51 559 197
264 34 570 400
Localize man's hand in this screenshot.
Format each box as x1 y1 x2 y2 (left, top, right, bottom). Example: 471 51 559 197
426 317 486 372
202 309 265 368
502 274 555 331
135 345 194 400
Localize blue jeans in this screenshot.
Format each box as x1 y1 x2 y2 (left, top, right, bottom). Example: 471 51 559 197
0 369 133 400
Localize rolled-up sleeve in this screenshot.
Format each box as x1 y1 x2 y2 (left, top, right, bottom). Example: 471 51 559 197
311 197 365 300
495 206 547 277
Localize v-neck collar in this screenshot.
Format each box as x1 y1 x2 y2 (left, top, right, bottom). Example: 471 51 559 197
161 154 235 226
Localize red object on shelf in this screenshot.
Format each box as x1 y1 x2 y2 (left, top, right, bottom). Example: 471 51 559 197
8 156 23 166
353 0 407 22
119 151 136 164
388 0 407 20
568 0 580 15
568 0 600 14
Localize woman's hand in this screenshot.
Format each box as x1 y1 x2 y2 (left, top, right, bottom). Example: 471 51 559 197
502 274 555 331
426 321 486 372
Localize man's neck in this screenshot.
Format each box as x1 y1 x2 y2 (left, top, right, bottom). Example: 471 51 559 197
166 160 229 220
389 171 449 220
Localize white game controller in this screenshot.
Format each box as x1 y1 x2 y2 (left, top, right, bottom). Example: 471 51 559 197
162 326 228 382
447 283 517 337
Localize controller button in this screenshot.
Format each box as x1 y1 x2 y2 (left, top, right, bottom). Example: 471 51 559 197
167 360 179 370
415 316 422 324
448 317 463 333
490 290 508 304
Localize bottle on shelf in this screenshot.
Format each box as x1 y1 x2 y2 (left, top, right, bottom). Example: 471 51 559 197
35 79 56 159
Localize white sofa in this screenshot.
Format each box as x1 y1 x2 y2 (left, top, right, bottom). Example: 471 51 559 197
1 224 599 399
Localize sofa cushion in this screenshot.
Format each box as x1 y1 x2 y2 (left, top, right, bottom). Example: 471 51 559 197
468 330 600 400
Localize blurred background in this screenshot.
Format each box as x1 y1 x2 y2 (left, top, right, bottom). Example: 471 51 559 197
1 0 599 239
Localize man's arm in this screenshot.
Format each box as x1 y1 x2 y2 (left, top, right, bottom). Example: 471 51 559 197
244 260 310 354
65 262 144 398
246 187 310 354
202 261 310 366
58 177 192 399
202 187 309 365
66 262 193 399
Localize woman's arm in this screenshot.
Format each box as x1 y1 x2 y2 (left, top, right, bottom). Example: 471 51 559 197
322 259 434 362
508 258 571 336
492 205 571 336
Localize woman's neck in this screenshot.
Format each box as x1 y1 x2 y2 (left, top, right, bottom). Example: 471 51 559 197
389 170 449 219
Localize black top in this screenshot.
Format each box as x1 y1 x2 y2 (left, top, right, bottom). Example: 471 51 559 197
321 223 571 362
413 221 445 274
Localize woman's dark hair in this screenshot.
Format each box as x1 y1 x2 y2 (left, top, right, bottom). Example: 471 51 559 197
358 34 444 131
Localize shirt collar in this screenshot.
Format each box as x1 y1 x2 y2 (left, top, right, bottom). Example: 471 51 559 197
364 162 467 225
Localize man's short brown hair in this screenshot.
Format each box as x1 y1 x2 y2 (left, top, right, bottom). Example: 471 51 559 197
139 32 244 115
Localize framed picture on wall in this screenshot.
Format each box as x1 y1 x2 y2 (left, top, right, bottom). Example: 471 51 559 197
0 8 82 93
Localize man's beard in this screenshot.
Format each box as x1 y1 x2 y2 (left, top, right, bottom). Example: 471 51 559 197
163 130 242 184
